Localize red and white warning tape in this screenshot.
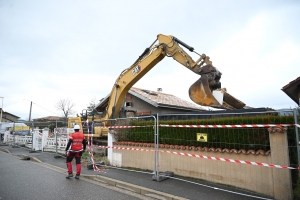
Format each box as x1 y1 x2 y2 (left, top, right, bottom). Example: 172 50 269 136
96 145 300 170
160 150 300 170
85 119 106 173
106 125 152 129
98 145 155 153
48 133 55 138
87 146 105 173
159 124 299 128
101 124 300 129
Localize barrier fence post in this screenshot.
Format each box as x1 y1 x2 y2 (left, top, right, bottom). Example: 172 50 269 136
29 121 36 153
294 109 300 167
155 114 159 179
55 130 58 154
55 121 58 154
54 121 62 158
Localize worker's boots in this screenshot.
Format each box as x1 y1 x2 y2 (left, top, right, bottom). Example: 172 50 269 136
75 174 80 179
66 173 73 179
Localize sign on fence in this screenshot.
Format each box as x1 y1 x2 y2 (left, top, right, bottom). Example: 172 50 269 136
197 133 207 142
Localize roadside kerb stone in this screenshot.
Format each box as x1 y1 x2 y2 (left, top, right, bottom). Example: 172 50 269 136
83 174 188 200
0 147 11 153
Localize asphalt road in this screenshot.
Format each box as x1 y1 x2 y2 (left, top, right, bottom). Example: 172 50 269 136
0 151 152 200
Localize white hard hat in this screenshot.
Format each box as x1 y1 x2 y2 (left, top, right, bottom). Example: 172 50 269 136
74 125 80 130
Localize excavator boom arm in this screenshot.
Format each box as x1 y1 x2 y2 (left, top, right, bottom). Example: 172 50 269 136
104 34 225 124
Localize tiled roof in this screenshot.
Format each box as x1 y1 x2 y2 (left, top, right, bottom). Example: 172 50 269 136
281 76 300 105
129 87 206 111
0 108 20 118
34 116 65 121
282 76 300 90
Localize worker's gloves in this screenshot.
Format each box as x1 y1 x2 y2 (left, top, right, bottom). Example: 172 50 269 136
65 151 68 157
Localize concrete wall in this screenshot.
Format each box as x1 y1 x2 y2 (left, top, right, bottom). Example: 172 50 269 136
113 146 275 197
112 126 293 199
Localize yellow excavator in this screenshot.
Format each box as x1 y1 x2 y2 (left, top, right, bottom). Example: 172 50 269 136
68 34 245 138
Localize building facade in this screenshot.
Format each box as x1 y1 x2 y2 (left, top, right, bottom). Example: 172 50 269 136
0 108 20 123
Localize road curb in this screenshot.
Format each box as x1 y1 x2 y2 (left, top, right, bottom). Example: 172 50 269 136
0 147 11 154
0 147 43 163
28 155 43 163
83 174 188 200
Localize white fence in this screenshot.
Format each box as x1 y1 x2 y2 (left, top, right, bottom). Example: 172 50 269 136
2 128 69 152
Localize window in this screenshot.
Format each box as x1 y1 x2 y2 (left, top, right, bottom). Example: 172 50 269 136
125 102 132 107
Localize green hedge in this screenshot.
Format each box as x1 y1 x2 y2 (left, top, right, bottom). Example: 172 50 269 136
125 115 295 150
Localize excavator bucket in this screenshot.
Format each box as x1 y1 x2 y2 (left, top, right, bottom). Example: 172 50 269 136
189 73 224 108
189 65 245 110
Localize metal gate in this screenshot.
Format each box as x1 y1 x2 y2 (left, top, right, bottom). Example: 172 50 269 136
91 116 157 174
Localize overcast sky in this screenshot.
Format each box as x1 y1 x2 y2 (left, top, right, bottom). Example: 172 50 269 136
0 0 299 120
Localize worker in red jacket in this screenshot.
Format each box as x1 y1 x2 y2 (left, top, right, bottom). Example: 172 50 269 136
65 125 87 179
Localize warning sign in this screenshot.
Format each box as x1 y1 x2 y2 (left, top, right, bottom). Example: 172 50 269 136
197 133 207 142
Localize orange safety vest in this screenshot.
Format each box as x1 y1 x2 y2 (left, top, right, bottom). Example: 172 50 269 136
69 132 85 151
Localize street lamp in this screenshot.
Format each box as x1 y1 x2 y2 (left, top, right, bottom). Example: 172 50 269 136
0 97 3 123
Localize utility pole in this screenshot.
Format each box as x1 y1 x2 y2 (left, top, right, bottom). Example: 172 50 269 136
28 101 32 122
0 97 4 123
0 97 3 143
26 100 35 153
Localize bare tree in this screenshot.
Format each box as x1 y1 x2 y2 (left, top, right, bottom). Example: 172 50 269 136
87 97 96 112
86 97 101 116
55 99 75 119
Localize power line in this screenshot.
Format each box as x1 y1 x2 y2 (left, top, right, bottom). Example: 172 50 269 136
23 99 60 116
